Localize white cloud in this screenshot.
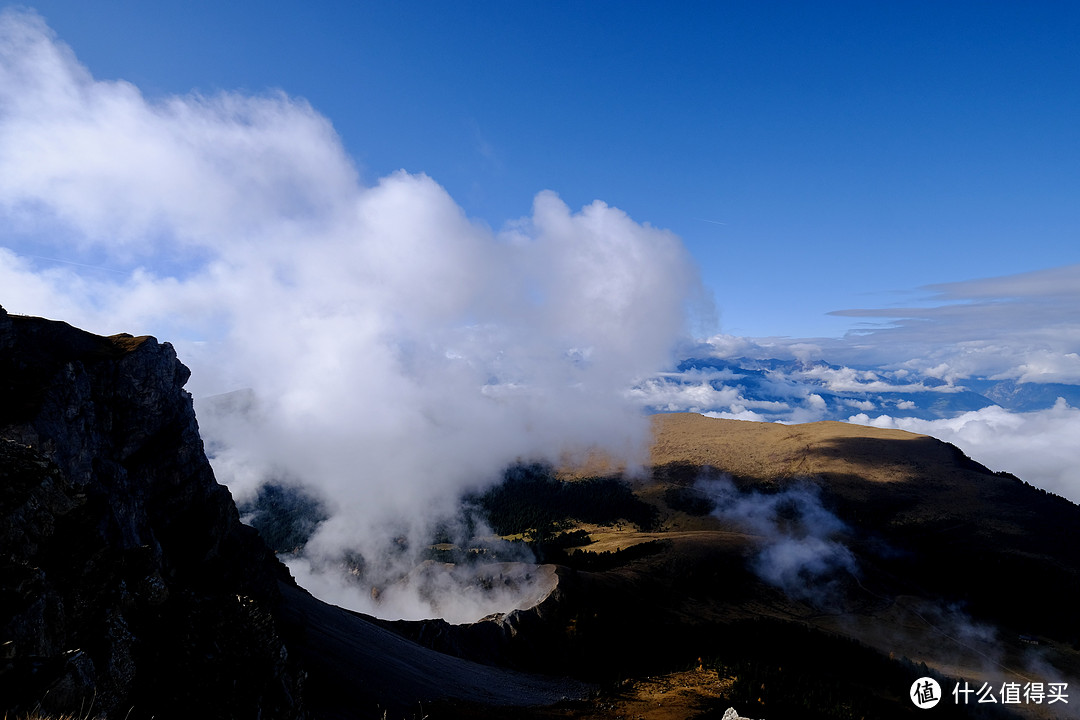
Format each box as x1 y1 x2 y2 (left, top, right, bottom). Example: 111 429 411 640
629 376 790 416
703 408 769 422
698 476 857 606
0 13 355 251
693 333 822 362
630 379 746 414
1004 351 1080 385
828 265 1080 383
791 364 964 394
848 399 1080 502
690 264 1080 389
0 9 705 621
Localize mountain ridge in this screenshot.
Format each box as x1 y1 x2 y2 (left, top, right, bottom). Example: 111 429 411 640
0 305 306 718
4 307 1078 719
650 355 1080 420
0 307 588 719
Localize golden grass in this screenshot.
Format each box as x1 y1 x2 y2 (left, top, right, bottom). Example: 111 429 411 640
558 412 938 485
649 413 930 483
106 334 152 353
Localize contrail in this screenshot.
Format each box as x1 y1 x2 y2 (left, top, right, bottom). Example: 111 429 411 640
26 254 128 275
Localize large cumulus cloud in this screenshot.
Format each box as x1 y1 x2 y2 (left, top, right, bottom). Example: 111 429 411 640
0 8 703 620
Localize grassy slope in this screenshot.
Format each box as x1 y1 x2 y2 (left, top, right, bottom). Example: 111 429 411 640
476 414 1080 720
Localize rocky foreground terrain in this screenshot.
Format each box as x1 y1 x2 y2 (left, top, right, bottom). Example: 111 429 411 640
0 308 584 719
3 306 1079 719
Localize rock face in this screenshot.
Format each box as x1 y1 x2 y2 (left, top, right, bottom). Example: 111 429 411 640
721 708 756 720
0 306 306 719
0 308 595 720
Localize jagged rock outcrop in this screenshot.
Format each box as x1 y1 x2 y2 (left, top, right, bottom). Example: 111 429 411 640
0 308 597 720
721 708 757 720
0 306 306 719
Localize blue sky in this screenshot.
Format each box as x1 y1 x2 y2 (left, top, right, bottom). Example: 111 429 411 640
16 0 1080 337
2 2 1080 522
4 2 1080 617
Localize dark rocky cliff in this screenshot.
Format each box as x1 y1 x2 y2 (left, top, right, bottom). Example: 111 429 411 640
0 306 307 719
0 307 594 720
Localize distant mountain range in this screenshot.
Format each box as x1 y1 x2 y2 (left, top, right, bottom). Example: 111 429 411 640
636 356 1080 421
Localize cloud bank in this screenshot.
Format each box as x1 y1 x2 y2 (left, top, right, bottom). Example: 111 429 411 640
830 265 1080 385
632 271 1080 502
0 9 703 620
633 356 1080 502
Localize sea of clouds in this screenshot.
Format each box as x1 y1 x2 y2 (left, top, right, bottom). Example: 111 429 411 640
3 8 1079 620
632 322 1080 501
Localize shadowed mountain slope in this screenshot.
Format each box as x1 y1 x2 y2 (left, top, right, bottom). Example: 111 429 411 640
647 413 1080 639
0 307 305 718
0 307 588 719
398 415 1080 718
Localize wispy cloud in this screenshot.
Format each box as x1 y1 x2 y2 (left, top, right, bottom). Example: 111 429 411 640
829 264 1080 384
698 475 857 606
